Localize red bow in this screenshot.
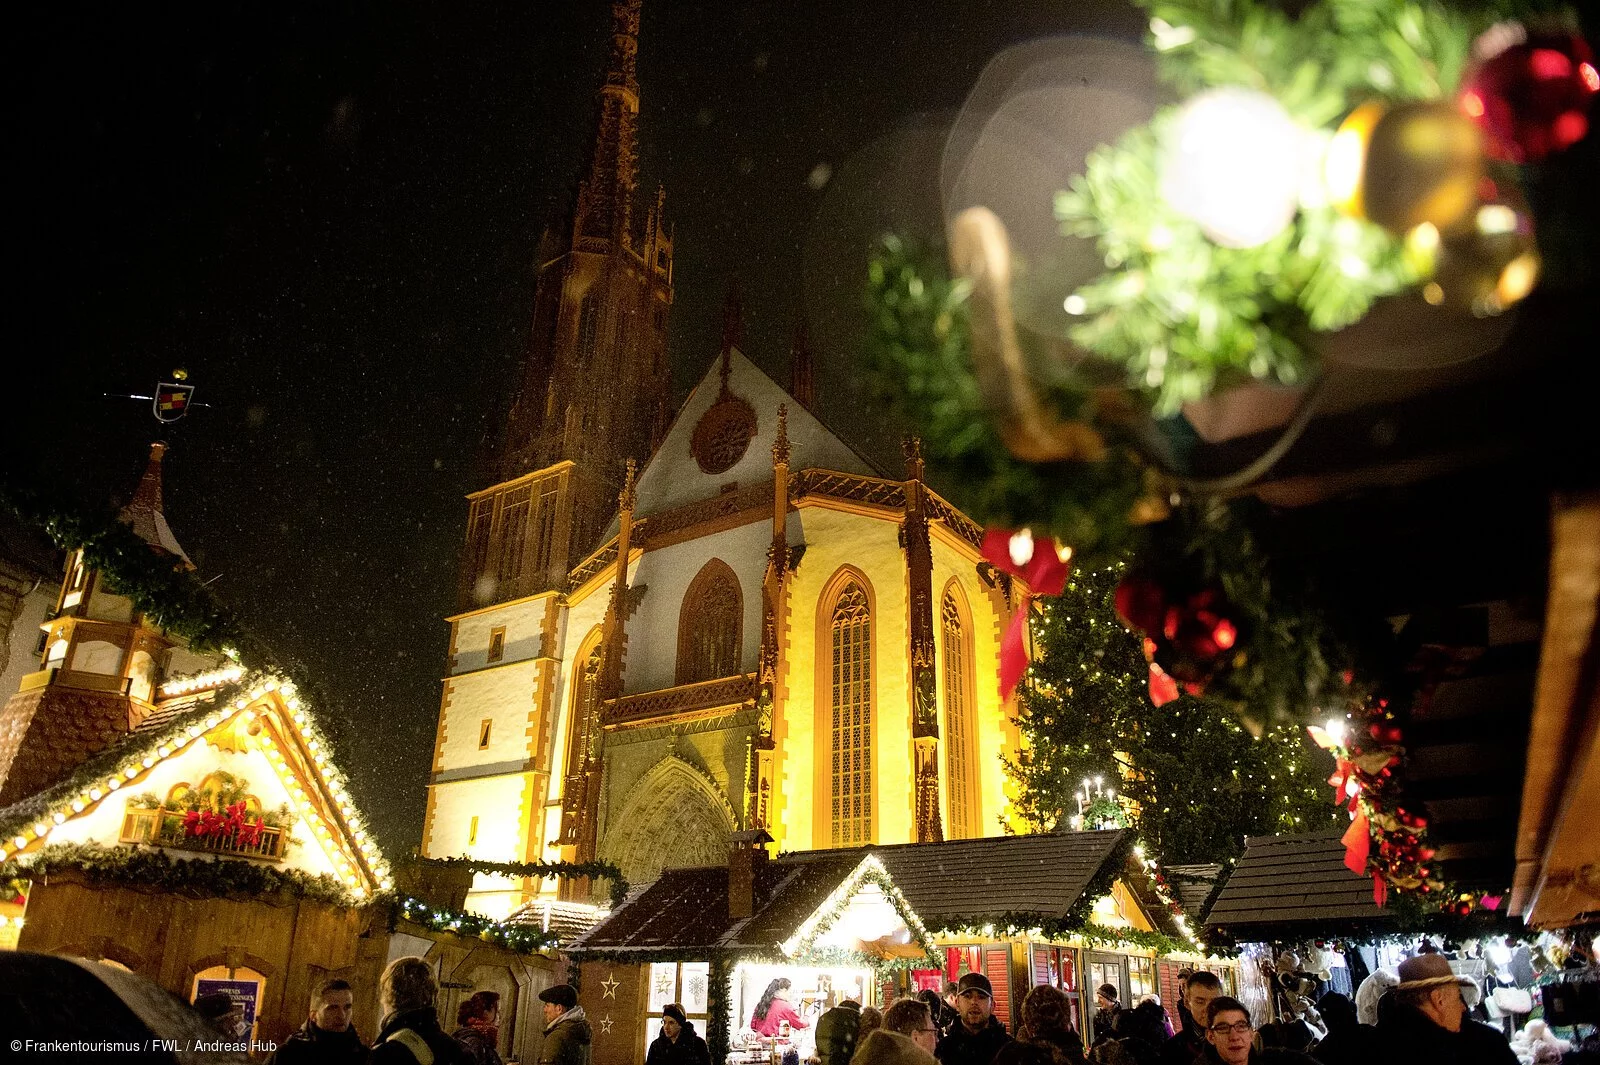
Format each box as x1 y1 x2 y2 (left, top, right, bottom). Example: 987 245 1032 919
982 528 1072 697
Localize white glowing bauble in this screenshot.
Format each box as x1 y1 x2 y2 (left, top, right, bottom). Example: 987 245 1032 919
1161 88 1306 248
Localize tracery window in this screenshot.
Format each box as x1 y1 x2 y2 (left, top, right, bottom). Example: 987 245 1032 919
942 589 976 838
565 633 604 778
676 560 743 685
829 581 873 846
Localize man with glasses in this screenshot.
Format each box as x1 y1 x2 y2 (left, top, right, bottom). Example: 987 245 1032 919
1199 998 1318 1065
882 999 940 1055
1374 954 1516 1064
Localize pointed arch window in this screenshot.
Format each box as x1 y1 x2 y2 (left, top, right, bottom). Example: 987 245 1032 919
942 589 977 838
829 580 873 846
565 632 604 779
677 560 743 685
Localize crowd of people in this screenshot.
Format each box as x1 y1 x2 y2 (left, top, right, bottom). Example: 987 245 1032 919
196 957 595 1065
755 955 1523 1065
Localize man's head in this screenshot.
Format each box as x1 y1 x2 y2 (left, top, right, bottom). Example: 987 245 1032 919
458 990 502 1029
1203 997 1254 1065
884 999 937 1054
1020 984 1070 1041
1394 955 1470 1033
663 1003 687 1041
1094 984 1119 1012
381 957 436 1016
540 983 579 1027
311 979 355 1032
955 972 994 1031
943 981 959 1007
1183 971 1223 1033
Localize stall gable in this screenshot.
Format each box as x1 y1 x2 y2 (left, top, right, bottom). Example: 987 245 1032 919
0 686 388 894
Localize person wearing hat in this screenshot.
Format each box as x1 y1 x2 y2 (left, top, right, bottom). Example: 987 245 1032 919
537 984 592 1065
933 972 1011 1065
646 1003 709 1065
194 991 246 1038
816 1000 865 1065
1373 954 1515 1065
1090 984 1122 1047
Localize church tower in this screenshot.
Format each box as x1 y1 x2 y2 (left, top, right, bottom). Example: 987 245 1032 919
423 0 672 917
471 0 674 610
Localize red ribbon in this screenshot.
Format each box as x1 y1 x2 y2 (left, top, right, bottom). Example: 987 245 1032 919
982 528 1072 698
1341 811 1371 877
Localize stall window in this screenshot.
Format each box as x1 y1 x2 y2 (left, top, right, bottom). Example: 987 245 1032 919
646 962 710 1059
1031 946 1082 1036
1129 956 1156 1000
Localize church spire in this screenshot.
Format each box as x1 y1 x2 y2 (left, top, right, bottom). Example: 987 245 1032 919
575 0 644 246
118 442 193 569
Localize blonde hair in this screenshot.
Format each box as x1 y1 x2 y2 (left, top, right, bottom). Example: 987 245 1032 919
381 956 437 1013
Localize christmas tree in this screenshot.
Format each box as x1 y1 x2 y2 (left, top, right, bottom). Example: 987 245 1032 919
1007 562 1342 866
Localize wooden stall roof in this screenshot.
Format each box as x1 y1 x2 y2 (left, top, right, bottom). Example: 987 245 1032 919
781 830 1128 924
1204 832 1390 938
568 852 864 954
1166 863 1224 921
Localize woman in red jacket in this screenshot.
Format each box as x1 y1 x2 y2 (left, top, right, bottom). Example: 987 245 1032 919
751 979 809 1037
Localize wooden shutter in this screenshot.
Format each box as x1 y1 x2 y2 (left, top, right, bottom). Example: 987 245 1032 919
984 946 1012 1029
1032 946 1052 988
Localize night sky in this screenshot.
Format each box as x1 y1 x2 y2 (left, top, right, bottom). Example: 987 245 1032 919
10 0 1145 854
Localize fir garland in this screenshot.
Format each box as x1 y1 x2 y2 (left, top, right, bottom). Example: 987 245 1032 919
419 856 630 909
867 239 1153 563
0 479 241 652
0 841 362 906
395 895 559 954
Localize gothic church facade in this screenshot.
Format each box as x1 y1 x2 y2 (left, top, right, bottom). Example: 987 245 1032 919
421 1 1019 917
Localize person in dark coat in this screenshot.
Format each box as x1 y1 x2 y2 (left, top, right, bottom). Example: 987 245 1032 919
1304 993 1377 1065
1090 986 1123 1048
270 979 366 1065
1159 972 1221 1065
1371 955 1516 1065
537 984 593 1065
646 1004 710 1065
934 972 1012 1065
919 989 958 1036
452 991 504 1065
1096 1001 1166 1065
991 985 1085 1065
369 957 467 1065
817 1001 865 1065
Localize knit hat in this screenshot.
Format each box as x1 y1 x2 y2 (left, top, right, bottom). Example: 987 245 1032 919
1395 954 1474 991
663 1003 688 1026
956 973 993 999
1097 984 1119 1002
539 984 579 1009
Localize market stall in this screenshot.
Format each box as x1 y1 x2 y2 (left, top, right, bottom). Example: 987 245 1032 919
567 835 940 1065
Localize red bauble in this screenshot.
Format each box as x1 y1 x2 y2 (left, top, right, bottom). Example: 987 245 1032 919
1154 586 1243 683
1461 32 1600 162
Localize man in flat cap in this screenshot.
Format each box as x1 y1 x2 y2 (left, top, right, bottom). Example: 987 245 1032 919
1374 954 1515 1064
538 984 592 1065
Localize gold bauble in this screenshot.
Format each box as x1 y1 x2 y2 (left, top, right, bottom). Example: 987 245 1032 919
1327 100 1484 235
1426 214 1540 317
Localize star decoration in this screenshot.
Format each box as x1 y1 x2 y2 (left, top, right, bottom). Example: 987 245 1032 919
599 1014 615 1035
601 974 620 999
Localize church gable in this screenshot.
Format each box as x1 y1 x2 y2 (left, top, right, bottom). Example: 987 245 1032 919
633 348 874 518
0 671 390 898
